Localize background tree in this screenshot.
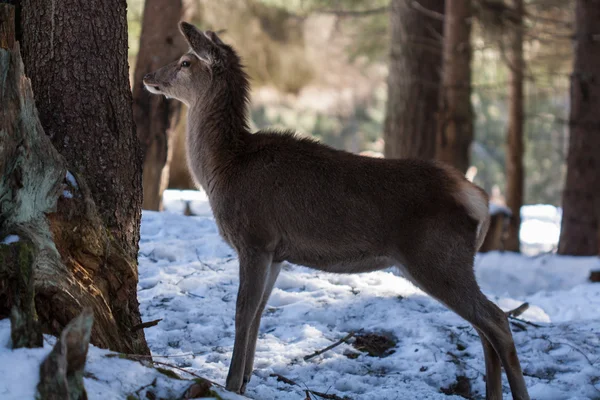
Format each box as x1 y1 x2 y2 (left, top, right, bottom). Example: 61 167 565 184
504 0 525 252
133 0 189 210
436 0 473 173
0 0 150 354
558 0 600 256
384 0 445 160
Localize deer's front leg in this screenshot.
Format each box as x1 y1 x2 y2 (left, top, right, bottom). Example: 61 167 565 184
240 261 282 393
225 250 272 394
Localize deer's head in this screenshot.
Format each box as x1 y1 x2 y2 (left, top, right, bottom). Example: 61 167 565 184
143 22 245 107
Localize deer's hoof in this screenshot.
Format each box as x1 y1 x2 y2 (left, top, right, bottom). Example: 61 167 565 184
225 377 242 394
240 376 250 394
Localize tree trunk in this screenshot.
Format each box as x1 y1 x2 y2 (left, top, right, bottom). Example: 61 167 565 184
2 0 151 354
504 0 525 253
384 0 445 160
436 0 473 173
133 0 187 211
19 0 142 261
558 0 600 256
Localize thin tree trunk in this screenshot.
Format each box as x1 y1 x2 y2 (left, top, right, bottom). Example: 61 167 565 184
5 0 151 354
133 0 187 211
436 0 473 173
384 0 445 160
504 0 525 252
558 0 600 256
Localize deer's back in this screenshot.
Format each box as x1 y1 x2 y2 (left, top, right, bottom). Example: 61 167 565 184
208 131 475 268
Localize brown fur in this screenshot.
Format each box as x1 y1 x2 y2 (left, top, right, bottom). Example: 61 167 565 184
143 22 530 399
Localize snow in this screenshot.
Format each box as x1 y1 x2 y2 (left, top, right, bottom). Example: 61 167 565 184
0 319 245 400
65 170 78 188
1 235 20 244
520 205 563 255
1 191 599 399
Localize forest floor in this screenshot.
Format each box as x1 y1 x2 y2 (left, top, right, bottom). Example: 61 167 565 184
1 191 599 400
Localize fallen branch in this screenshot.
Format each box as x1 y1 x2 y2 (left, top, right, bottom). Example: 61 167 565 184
143 359 228 391
508 315 542 328
509 319 528 331
105 350 206 360
308 390 351 400
544 338 598 366
130 318 162 332
271 374 351 400
304 331 356 361
505 302 529 318
271 373 298 386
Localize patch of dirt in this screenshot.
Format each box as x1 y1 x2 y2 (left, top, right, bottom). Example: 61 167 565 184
351 333 396 358
440 375 472 399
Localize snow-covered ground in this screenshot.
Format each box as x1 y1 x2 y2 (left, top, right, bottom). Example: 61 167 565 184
1 191 599 399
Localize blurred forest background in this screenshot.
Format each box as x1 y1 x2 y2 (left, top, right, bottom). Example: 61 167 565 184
125 0 598 257
127 0 571 206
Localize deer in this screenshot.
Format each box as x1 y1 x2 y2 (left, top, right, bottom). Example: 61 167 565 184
143 22 530 400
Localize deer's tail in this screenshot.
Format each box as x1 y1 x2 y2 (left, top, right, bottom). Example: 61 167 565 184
455 181 491 252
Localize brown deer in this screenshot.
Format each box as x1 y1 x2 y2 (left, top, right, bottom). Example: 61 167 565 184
143 22 530 400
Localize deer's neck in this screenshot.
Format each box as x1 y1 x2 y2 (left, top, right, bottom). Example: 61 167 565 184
186 86 249 194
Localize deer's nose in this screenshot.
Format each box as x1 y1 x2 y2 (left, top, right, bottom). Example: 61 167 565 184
143 73 152 81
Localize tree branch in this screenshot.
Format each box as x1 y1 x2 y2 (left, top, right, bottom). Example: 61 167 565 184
304 331 356 361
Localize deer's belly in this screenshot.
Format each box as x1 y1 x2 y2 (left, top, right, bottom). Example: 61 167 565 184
280 252 394 274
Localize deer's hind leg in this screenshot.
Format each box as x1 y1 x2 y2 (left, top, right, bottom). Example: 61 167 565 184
477 327 503 400
397 236 529 400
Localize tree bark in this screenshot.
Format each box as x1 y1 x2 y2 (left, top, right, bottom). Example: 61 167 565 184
504 0 525 253
558 0 600 256
2 0 151 354
19 0 142 261
133 0 187 211
384 0 444 160
1 3 51 351
436 0 473 173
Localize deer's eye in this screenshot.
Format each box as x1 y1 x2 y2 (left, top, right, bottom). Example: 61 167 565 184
181 61 191 68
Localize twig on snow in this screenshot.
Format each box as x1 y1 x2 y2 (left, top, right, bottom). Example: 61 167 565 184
271 374 351 400
544 338 598 366
304 331 356 361
271 373 299 386
508 316 542 328
147 360 225 388
134 377 157 398
105 350 207 360
308 390 350 400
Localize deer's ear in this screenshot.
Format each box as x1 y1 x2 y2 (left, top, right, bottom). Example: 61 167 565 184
205 30 225 46
179 21 215 64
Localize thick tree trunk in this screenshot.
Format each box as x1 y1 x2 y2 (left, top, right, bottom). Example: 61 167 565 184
19 0 142 261
504 0 525 253
384 0 444 160
1 0 151 354
558 0 600 256
436 0 473 173
133 0 187 211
